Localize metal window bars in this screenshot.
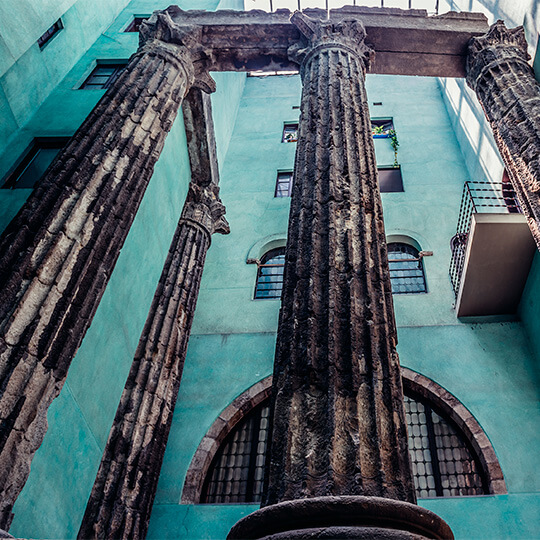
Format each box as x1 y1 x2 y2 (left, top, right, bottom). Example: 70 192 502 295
449 181 522 298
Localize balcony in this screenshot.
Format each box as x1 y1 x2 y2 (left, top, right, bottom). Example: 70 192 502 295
449 181 536 318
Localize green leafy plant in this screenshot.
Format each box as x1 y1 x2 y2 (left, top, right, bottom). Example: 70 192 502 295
389 129 399 167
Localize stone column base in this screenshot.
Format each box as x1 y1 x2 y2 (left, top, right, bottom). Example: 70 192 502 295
227 496 453 540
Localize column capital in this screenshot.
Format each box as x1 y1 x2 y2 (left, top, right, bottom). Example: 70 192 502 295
466 20 530 90
288 12 374 76
180 183 230 238
139 8 216 94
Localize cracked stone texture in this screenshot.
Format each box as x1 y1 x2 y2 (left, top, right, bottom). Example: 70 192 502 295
466 20 540 250
77 86 229 540
0 11 208 529
263 13 416 508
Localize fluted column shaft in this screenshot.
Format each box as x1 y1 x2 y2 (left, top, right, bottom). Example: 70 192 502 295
78 180 229 539
264 13 416 506
467 21 540 249
0 9 211 529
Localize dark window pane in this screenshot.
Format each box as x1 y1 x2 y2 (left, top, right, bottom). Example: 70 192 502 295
15 148 61 189
124 17 148 32
387 243 426 294
2 138 69 189
38 19 63 49
81 63 127 89
378 167 403 193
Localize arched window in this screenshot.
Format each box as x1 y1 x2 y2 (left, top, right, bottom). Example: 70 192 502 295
254 248 285 299
200 390 487 503
387 242 427 294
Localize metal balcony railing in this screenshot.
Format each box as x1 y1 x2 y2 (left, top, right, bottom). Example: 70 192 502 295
248 1 440 16
449 181 522 297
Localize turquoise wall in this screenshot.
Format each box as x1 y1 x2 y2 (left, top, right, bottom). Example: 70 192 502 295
147 72 540 539
1 2 539 539
4 0 245 538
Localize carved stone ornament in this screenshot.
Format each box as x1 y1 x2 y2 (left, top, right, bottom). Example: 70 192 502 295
288 11 374 76
466 20 531 91
140 7 216 93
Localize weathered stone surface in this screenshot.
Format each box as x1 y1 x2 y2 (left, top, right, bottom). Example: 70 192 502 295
0 11 208 530
262 12 415 509
466 20 540 250
228 496 454 539
78 87 228 540
167 6 488 77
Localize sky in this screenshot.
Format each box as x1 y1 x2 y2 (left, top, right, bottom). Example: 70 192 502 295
245 0 441 14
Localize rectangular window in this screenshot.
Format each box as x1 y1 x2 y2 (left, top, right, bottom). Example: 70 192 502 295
38 19 63 49
282 123 299 143
81 62 127 90
124 16 149 32
378 166 403 193
1 137 70 189
275 172 293 198
371 118 394 138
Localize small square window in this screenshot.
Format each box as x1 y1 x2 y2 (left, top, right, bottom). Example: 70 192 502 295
275 172 293 198
1 138 70 189
282 123 299 143
38 19 63 49
371 118 394 138
378 166 403 193
81 63 127 90
124 17 149 32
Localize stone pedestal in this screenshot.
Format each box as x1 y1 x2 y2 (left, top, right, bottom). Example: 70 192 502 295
228 496 453 539
0 8 211 530
467 20 540 249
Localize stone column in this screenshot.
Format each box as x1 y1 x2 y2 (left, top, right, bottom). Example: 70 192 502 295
229 12 452 540
467 21 540 250
0 9 212 529
78 178 229 540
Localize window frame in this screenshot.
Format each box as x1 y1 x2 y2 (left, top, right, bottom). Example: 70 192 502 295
1 137 71 189
387 242 427 294
274 171 294 198
282 123 299 143
254 247 286 300
38 18 63 49
80 61 128 90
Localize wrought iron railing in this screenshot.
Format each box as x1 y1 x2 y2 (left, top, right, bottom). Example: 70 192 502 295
248 0 440 16
449 181 522 297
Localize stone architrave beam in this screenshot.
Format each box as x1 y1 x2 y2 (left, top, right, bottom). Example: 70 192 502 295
0 10 214 530
168 6 488 77
78 87 229 540
467 21 540 250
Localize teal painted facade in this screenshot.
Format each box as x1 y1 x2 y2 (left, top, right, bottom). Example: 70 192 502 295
0 2 539 539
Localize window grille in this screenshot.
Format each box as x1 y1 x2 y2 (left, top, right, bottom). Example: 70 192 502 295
254 248 285 299
1 138 70 189
38 19 63 49
81 63 127 90
124 17 148 32
387 242 426 294
275 172 293 198
202 403 270 503
404 394 486 498
282 123 299 143
201 391 486 503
